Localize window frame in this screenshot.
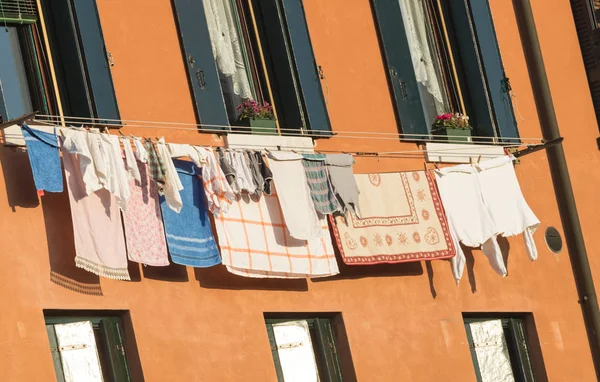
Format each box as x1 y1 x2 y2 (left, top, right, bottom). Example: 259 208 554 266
45 314 132 382
0 12 55 122
265 317 344 382
464 317 536 382
372 0 519 141
172 0 332 135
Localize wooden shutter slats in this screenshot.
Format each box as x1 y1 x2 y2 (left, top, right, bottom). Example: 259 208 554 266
172 0 229 129
372 0 429 137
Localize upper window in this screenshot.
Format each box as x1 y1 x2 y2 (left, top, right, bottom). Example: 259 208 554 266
265 317 346 381
0 0 120 124
0 0 57 122
45 314 133 381
173 0 331 135
372 0 519 140
464 317 537 382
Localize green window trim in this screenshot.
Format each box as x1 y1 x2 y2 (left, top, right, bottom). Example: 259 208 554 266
0 0 38 23
45 316 132 382
464 317 535 382
265 317 344 382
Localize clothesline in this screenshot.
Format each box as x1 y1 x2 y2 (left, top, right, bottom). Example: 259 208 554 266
33 114 545 144
23 118 543 160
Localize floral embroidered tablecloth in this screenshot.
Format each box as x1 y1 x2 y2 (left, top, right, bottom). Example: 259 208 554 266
330 171 455 264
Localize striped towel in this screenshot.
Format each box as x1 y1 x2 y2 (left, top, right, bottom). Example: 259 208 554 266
301 154 340 214
214 185 339 278
160 160 221 267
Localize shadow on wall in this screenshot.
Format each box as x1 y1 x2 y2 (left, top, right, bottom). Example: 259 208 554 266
463 237 511 293
41 189 105 296
0 146 40 210
194 265 309 291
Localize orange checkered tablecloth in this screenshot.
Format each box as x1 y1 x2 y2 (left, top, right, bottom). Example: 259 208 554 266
214 190 339 278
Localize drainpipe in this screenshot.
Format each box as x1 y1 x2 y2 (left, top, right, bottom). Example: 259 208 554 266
513 0 600 376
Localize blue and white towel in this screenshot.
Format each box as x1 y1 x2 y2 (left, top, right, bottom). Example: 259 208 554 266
21 124 63 193
160 159 221 267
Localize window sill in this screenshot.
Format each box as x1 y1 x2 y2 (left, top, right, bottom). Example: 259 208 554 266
224 133 314 152
424 141 505 164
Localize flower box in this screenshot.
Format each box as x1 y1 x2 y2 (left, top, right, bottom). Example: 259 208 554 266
432 128 472 143
237 117 277 135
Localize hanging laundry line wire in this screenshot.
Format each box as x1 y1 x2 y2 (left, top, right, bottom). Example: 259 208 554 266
34 114 545 144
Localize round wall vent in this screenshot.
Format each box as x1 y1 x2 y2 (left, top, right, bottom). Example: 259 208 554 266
545 226 563 254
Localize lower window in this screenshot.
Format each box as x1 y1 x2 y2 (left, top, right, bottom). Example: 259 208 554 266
265 317 345 381
464 317 536 382
45 313 132 382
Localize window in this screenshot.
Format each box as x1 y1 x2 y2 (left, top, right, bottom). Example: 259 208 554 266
265 318 344 381
172 0 331 134
0 0 119 124
45 314 132 382
0 0 58 122
464 318 536 382
372 0 518 140
40 0 120 122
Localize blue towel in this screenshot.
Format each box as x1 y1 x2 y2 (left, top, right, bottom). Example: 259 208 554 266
160 159 221 267
21 124 63 193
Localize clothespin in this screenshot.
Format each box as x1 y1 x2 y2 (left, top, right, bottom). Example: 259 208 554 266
469 156 473 165
118 130 125 137
377 152 380 162
423 162 428 173
434 162 440 170
477 155 482 164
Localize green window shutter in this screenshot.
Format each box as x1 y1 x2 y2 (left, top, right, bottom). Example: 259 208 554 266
505 319 535 382
172 0 229 130
315 319 343 382
265 322 285 381
254 0 304 131
371 0 428 137
469 0 518 140
45 324 66 382
446 0 518 139
99 318 132 382
279 0 331 135
41 0 119 121
70 0 119 121
0 0 38 23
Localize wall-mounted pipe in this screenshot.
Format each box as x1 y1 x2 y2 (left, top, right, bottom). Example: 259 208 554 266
513 0 600 377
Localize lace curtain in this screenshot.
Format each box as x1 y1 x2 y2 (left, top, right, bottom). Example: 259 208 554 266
203 0 254 120
398 0 448 121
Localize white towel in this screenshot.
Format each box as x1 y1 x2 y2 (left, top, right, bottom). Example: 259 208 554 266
156 138 184 213
133 137 148 163
168 143 206 167
434 164 506 281
120 136 141 183
60 128 102 195
266 152 322 240
476 156 540 261
100 134 131 212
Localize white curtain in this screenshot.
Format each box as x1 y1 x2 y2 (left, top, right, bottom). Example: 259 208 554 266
203 0 253 101
468 320 516 382
273 320 320 382
398 0 446 116
54 321 104 382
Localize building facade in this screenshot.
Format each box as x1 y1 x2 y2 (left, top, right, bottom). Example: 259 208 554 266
0 0 599 380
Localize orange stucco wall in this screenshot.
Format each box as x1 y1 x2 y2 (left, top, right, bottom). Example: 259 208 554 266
1 0 599 380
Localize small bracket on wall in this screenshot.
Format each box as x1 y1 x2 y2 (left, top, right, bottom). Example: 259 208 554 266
505 147 521 164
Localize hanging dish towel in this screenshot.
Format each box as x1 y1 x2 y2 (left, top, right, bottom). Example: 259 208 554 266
120 136 141 183
214 185 339 278
325 154 360 216
21 124 63 193
434 165 505 281
160 159 221 267
266 152 322 240
330 171 455 265
60 128 102 194
133 137 148 163
301 154 341 215
144 139 166 191
61 148 130 280
99 134 131 211
156 138 184 213
198 147 236 216
122 161 170 266
476 156 540 261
